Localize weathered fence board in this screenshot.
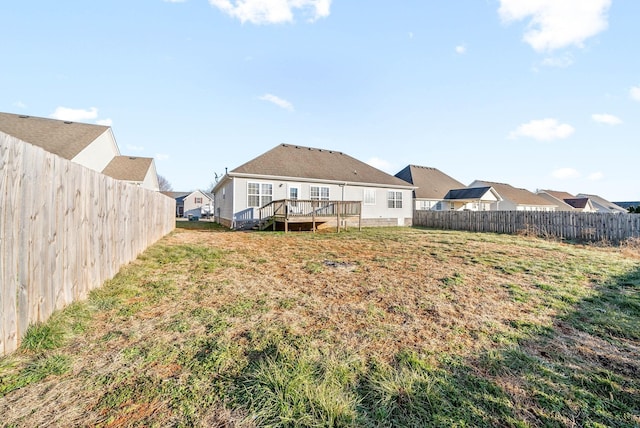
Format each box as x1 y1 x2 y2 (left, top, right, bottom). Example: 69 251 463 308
413 210 640 242
0 132 175 356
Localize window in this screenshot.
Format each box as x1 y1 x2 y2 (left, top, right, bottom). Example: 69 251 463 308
387 191 403 208
363 189 376 205
310 186 329 201
194 197 203 204
247 182 273 207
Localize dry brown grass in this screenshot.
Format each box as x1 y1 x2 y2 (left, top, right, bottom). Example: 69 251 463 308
1 226 638 427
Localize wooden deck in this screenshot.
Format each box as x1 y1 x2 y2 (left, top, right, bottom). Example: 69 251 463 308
258 199 362 232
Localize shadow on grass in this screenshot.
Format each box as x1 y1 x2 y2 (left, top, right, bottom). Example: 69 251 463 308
233 266 640 427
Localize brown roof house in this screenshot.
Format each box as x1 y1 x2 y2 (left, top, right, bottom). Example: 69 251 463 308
536 190 596 212
576 193 628 214
0 112 119 173
468 180 557 211
0 112 159 191
394 165 467 210
102 156 160 191
212 144 415 230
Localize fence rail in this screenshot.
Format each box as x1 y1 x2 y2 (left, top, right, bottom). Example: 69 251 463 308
413 210 640 242
0 133 175 356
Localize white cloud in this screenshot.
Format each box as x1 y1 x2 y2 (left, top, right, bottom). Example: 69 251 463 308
50 106 98 122
259 93 294 111
127 144 145 152
156 153 170 161
498 0 611 52
509 118 574 141
209 0 331 24
455 44 466 54
630 86 640 101
366 157 394 173
13 101 27 109
96 118 113 126
588 171 604 181
591 113 621 125
540 54 574 68
552 168 580 179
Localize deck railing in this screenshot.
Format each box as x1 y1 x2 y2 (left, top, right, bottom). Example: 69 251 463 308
258 199 362 231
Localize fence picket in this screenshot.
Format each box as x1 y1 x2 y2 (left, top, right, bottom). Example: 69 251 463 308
0 133 175 356
414 210 639 243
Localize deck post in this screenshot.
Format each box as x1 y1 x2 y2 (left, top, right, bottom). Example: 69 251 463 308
336 202 340 232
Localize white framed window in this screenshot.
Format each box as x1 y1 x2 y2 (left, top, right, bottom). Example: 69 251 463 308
363 189 376 205
310 186 329 201
387 191 402 208
195 197 203 204
248 182 273 207
289 185 299 201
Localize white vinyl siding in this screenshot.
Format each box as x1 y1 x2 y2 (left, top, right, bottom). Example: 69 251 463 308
248 182 273 207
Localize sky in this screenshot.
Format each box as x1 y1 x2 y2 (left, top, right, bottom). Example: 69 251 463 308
1 0 639 201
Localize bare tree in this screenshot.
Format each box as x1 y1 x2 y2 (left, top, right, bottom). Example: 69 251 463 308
157 174 173 192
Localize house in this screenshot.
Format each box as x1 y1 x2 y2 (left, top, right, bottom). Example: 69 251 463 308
102 156 160 191
0 112 160 191
0 112 119 173
468 180 556 211
212 144 415 230
394 165 466 211
443 186 503 211
576 193 627 214
162 190 214 218
536 190 596 212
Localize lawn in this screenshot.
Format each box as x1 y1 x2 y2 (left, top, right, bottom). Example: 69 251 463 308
1 225 639 427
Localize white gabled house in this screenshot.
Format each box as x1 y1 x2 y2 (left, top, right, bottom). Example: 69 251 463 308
0 112 160 191
536 190 597 212
213 144 415 230
468 180 557 211
443 186 502 211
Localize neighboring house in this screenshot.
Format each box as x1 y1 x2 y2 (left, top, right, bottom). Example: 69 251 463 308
213 144 415 230
394 165 466 211
443 186 502 211
576 193 628 214
536 190 596 212
162 190 214 218
468 180 556 211
161 191 190 217
102 156 160 191
0 112 119 173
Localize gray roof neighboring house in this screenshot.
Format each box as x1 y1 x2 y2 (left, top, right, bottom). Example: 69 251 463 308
227 144 413 188
102 156 154 183
395 165 465 199
471 180 556 208
444 186 497 201
0 112 115 160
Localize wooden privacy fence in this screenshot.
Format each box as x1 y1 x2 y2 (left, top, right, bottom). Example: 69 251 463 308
0 133 175 356
413 210 640 242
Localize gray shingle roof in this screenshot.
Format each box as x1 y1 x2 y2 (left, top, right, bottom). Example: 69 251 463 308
395 165 465 199
444 186 493 200
231 144 412 187
0 112 111 160
102 156 153 182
